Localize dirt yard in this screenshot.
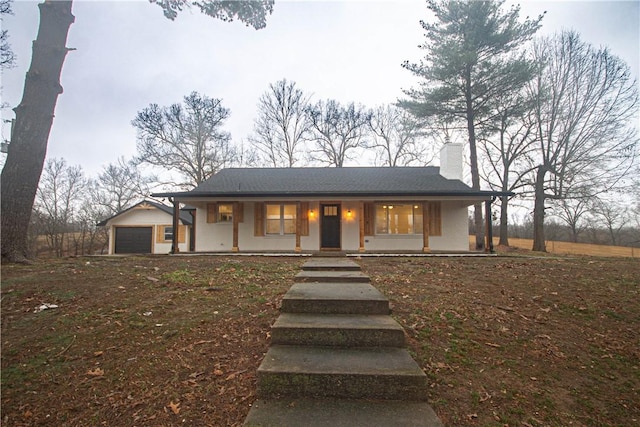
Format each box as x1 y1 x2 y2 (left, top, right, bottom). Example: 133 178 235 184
1 254 638 426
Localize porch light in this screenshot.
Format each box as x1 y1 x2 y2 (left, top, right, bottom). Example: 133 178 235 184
347 209 352 218
309 209 315 218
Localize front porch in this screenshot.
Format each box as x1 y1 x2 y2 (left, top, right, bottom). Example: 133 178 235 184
167 198 498 255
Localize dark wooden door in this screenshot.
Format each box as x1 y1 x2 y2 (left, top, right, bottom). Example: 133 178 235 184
321 204 341 249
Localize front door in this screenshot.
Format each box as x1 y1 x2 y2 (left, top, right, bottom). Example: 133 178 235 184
320 204 341 249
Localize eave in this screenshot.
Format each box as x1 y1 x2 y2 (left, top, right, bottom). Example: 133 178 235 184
152 190 514 200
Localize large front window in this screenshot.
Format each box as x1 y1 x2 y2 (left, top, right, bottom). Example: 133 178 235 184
266 204 296 235
375 204 423 234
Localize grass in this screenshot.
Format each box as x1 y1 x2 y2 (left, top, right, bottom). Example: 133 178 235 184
1 254 639 426
364 256 640 426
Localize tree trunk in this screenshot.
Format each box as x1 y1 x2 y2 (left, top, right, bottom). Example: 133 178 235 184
466 112 484 250
608 225 617 246
464 66 484 250
570 224 578 243
0 1 74 262
532 166 547 252
498 195 509 246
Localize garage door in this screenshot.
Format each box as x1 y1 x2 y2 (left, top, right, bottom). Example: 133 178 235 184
114 227 152 254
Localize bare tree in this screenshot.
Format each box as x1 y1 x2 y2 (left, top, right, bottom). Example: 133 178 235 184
89 157 156 216
235 138 260 168
480 90 537 246
631 193 640 247
1 0 15 69
528 31 639 251
589 197 630 246
35 158 85 257
368 104 430 167
551 196 590 243
132 92 235 188
73 201 109 255
1 0 273 262
631 171 640 245
306 100 371 167
249 79 311 167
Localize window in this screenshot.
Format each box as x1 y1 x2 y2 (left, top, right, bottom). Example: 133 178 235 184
163 226 174 241
156 225 186 243
375 204 423 235
323 205 338 216
266 204 296 235
217 203 233 222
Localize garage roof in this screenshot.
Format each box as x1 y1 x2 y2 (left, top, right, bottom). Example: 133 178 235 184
97 200 193 226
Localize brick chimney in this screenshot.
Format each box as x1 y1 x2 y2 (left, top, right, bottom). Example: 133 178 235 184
439 143 463 180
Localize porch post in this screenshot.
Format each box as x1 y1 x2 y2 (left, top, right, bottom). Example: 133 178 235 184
189 210 196 252
358 201 365 252
232 201 239 252
485 199 494 253
295 202 302 252
171 198 180 254
422 202 430 253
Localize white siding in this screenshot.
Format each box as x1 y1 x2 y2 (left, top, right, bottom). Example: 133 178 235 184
341 201 360 251
106 207 190 254
429 202 469 251
195 207 233 251
190 198 472 253
109 208 169 226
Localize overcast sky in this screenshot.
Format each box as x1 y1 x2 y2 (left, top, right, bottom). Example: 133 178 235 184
1 0 639 181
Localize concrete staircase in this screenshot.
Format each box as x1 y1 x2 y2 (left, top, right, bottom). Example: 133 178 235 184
243 258 443 426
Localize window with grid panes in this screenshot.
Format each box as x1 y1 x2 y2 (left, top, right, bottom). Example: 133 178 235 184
265 204 296 235
375 204 423 234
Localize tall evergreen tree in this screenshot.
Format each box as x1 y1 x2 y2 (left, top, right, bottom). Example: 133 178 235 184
401 0 543 249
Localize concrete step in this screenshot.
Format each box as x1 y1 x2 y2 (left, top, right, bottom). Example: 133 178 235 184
257 345 429 401
302 258 362 272
281 282 390 315
272 313 406 347
295 270 370 283
244 398 444 427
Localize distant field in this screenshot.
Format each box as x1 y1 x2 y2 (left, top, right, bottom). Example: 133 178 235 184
473 236 639 258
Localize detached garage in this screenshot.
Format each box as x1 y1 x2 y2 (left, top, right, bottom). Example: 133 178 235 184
98 200 193 255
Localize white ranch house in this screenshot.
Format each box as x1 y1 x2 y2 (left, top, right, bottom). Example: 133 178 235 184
151 144 508 254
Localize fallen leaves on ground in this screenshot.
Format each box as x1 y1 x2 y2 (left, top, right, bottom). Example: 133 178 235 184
1 255 638 426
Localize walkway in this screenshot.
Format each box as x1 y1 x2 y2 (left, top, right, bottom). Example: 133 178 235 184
243 258 443 426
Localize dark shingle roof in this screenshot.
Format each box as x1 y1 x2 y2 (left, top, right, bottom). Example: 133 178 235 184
153 167 505 199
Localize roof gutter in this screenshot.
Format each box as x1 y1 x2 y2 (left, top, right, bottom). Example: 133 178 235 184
151 190 515 199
